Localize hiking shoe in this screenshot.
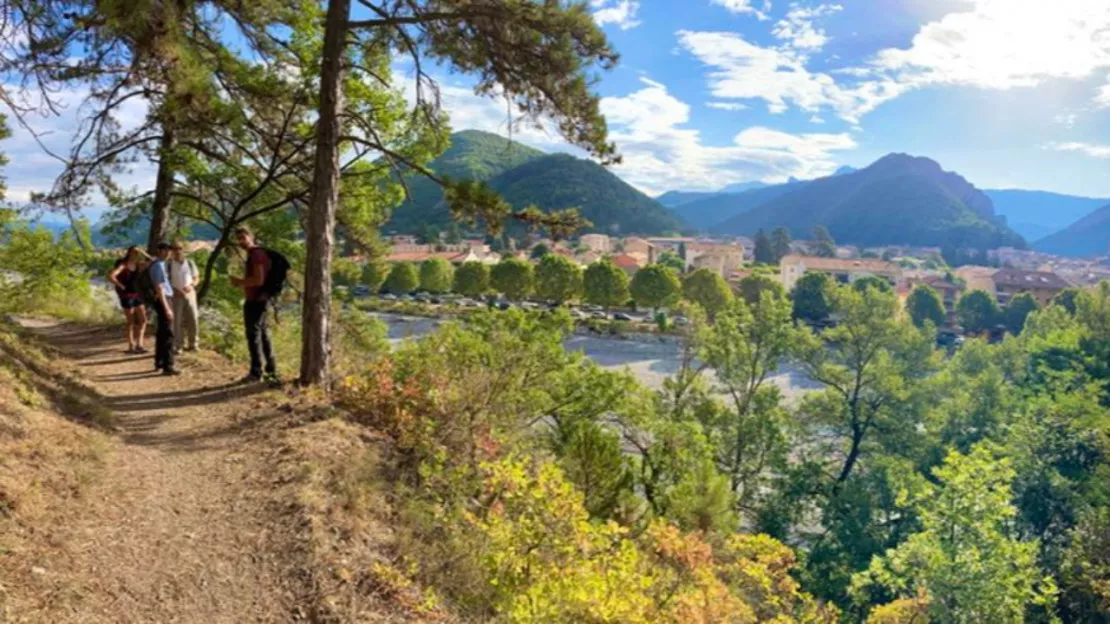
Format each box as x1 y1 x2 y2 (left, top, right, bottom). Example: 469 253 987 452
240 373 262 384
135 346 149 353
263 373 282 387
162 368 182 376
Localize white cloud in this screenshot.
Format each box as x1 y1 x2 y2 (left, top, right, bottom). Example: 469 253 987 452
872 0 1110 91
710 0 770 20
706 101 748 111
591 0 641 30
772 4 843 51
676 29 905 122
597 77 856 193
1045 141 1110 159
1053 113 1078 129
809 115 825 124
682 0 1110 122
1097 74 1110 109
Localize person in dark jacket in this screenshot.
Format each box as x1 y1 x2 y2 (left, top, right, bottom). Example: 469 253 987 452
230 226 276 382
149 242 180 376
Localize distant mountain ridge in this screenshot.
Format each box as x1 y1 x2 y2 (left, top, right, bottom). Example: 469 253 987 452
386 130 680 236
983 189 1110 242
1034 203 1110 257
716 153 1026 250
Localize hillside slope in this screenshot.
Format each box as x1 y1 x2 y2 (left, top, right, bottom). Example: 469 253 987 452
1034 203 1110 257
385 129 544 232
489 153 683 235
675 180 805 230
718 154 1026 249
985 189 1110 241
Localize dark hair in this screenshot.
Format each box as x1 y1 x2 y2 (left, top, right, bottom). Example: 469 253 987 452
121 245 139 263
234 226 253 238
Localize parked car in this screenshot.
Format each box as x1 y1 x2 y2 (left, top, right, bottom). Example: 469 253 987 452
613 312 634 321
381 293 398 301
352 285 370 297
498 301 513 311
591 311 608 320
672 315 690 326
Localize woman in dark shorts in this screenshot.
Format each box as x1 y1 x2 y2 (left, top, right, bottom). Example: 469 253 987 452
108 246 150 354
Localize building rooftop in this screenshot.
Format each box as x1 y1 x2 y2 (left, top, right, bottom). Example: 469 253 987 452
780 254 901 273
991 268 1071 290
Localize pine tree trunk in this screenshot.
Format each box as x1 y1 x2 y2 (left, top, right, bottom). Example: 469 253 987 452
147 128 176 252
299 0 349 387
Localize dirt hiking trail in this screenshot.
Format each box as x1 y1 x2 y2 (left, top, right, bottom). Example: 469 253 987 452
7 320 315 623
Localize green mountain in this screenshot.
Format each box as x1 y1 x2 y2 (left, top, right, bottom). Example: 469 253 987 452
384 130 544 232
386 130 682 236
983 189 1110 241
1034 203 1110 257
718 154 1026 250
672 180 804 230
488 154 683 235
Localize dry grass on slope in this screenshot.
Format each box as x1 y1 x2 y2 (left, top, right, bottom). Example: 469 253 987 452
271 416 454 623
0 321 112 618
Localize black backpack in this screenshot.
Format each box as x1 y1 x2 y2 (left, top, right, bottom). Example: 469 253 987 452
259 248 290 299
136 264 160 306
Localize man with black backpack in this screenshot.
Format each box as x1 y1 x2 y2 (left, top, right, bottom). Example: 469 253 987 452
147 242 181 376
230 226 285 383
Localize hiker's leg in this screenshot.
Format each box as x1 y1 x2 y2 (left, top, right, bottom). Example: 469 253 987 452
244 301 264 377
136 305 148 349
259 301 276 375
156 299 175 370
123 307 136 349
185 291 199 349
172 295 185 351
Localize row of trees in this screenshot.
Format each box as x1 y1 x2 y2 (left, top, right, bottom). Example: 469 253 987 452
357 254 761 320
752 225 837 265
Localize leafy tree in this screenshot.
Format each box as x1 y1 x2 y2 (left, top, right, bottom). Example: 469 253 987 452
792 272 834 324
416 223 441 245
491 257 534 301
697 290 800 509
443 222 463 245
795 285 935 489
852 275 892 293
657 249 686 274
1004 292 1039 335
753 229 774 264
0 215 93 317
906 285 946 329
583 258 629 312
453 261 490 297
682 268 733 320
332 257 363 287
956 290 1000 335
630 264 681 313
361 260 390 294
852 446 1056 622
534 254 583 305
1053 288 1081 315
384 262 419 294
298 0 621 385
530 243 551 259
814 225 836 258
771 227 792 263
737 273 785 307
419 258 454 293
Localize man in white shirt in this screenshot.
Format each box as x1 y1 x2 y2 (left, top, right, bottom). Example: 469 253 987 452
168 243 200 353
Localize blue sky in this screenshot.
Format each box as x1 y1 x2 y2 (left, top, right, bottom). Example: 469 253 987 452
432 0 1110 197
7 0 1110 224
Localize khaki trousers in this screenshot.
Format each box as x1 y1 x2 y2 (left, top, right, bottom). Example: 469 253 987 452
173 290 199 350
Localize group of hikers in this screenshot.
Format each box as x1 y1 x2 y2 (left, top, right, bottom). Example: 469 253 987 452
107 226 281 383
